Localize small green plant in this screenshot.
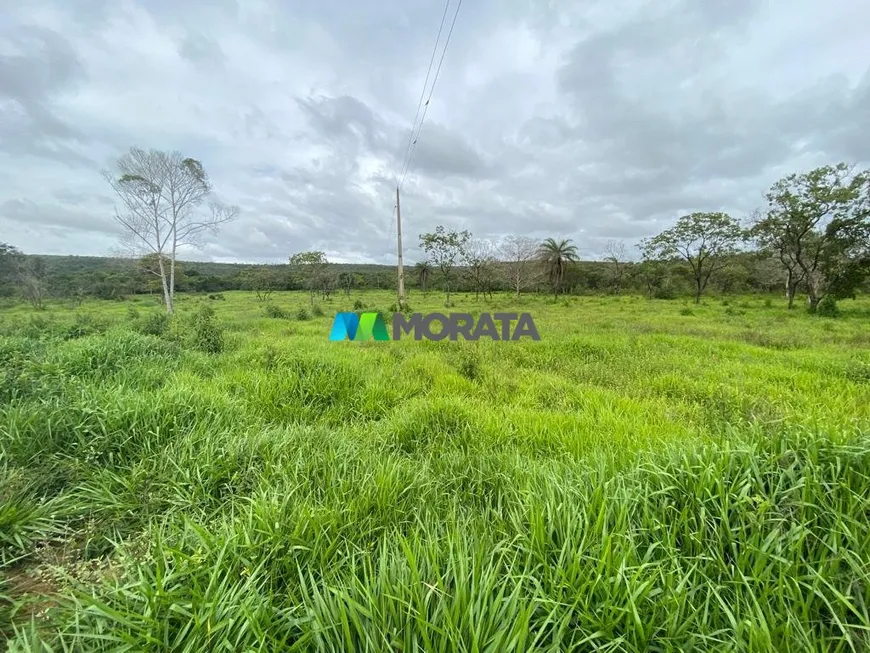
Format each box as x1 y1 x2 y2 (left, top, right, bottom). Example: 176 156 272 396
817 296 839 318
353 299 365 310
679 307 694 316
763 298 773 308
311 304 325 318
295 307 311 321
264 304 289 319
192 305 224 353
126 307 140 321
208 293 226 301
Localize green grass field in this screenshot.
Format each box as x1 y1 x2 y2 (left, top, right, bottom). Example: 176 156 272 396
2 291 870 651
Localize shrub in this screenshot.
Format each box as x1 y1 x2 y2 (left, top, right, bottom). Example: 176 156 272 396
353 299 365 310
207 293 226 301
764 298 773 308
311 304 324 318
126 307 140 321
63 313 108 340
295 308 311 321
138 312 169 337
817 296 839 318
679 307 694 316
653 287 676 300
264 304 289 319
192 305 224 353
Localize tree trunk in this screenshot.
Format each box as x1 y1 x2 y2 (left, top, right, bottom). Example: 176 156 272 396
785 270 796 309
157 255 173 314
694 278 702 304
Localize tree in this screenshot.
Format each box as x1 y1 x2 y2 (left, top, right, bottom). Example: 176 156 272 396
103 147 240 314
419 225 471 304
537 238 579 298
603 240 628 294
17 255 47 309
498 234 540 298
241 266 284 301
289 251 330 304
462 238 497 300
749 209 806 308
640 212 744 304
337 272 364 297
139 253 186 300
753 164 870 310
0 242 21 297
414 261 432 294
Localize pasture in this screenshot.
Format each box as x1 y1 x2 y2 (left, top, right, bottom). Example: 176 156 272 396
2 290 870 651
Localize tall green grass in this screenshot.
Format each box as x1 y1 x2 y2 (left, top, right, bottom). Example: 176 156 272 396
1 291 869 651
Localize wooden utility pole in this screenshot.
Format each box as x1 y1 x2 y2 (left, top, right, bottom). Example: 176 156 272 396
395 186 406 309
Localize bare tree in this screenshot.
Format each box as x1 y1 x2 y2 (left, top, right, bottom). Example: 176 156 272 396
462 238 498 300
603 239 628 293
498 234 540 298
16 255 47 309
103 147 240 314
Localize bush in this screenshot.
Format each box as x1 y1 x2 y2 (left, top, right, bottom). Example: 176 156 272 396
208 293 226 301
679 307 694 316
764 298 773 308
126 307 140 321
264 304 289 319
653 287 676 300
311 304 324 318
192 305 224 353
295 308 311 321
353 299 365 310
138 311 169 337
63 313 108 340
817 296 839 318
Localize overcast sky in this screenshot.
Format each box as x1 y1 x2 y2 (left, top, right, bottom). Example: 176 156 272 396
1 0 868 264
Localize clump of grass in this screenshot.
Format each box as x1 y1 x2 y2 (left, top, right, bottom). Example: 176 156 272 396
679 307 694 316
456 347 481 381
311 304 325 318
136 311 169 337
263 304 289 319
295 307 311 321
353 299 365 310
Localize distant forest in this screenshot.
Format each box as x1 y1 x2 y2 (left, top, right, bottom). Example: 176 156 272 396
3 250 857 303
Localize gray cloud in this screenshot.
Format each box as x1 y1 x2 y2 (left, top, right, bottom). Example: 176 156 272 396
0 0 868 262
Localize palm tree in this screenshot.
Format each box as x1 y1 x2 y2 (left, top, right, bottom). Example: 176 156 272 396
538 238 579 298
415 261 432 294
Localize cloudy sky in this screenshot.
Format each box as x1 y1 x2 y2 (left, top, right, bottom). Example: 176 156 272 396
1 0 868 264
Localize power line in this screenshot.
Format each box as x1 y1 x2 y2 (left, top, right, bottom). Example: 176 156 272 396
398 0 463 192
396 0 451 190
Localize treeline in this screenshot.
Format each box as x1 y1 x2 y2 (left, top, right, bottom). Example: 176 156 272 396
2 248 861 306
